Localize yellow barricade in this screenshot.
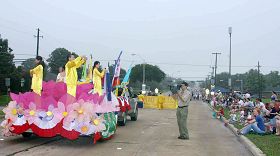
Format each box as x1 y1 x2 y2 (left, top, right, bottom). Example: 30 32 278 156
143 96 178 109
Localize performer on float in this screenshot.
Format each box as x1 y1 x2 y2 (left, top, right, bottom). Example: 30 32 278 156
93 61 106 95
30 56 45 95
65 53 86 97
56 66 66 82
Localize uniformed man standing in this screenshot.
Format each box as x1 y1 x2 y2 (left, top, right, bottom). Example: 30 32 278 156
173 82 191 140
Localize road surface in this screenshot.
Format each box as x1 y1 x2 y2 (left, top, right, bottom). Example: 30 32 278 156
0 101 252 156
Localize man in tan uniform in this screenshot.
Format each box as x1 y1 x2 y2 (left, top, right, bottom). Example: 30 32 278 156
173 82 191 140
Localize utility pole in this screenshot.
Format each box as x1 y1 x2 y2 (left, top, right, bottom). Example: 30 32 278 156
34 28 43 57
212 52 221 87
228 27 232 90
257 61 261 98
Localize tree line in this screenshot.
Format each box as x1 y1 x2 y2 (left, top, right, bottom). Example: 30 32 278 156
204 70 280 95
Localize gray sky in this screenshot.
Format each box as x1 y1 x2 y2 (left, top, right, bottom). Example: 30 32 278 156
1 0 280 81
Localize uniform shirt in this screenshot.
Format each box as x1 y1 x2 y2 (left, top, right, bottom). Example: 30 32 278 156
65 57 85 86
30 65 43 91
178 89 191 107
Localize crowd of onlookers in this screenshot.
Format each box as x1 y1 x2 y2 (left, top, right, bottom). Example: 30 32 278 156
209 91 280 136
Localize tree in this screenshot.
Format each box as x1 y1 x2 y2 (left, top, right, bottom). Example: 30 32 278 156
47 48 83 79
0 38 16 94
265 71 280 89
130 64 166 83
244 69 265 94
47 48 71 74
22 58 36 71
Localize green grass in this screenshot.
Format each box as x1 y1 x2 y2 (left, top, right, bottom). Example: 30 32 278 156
0 95 10 106
246 134 280 156
252 98 271 103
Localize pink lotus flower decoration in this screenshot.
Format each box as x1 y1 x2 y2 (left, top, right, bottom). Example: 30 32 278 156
3 101 23 122
63 100 93 130
0 120 15 137
90 114 106 133
24 102 38 125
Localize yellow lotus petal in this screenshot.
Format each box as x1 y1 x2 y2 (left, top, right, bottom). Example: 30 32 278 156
46 111 53 116
62 112 68 117
11 109 17 115
29 110 35 116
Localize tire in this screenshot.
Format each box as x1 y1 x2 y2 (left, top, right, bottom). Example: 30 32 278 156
118 112 127 126
131 107 138 121
22 132 32 138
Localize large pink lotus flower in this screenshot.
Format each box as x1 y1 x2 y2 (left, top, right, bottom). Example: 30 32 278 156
24 102 38 125
3 101 24 122
0 120 15 137
53 102 71 120
75 122 94 135
90 114 106 133
64 100 93 130
32 104 63 129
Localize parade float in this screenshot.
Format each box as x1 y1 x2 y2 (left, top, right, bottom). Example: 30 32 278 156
0 52 126 143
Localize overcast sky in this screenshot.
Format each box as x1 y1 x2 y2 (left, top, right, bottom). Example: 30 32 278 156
1 0 280 81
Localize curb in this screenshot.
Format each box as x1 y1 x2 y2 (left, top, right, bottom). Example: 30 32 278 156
206 103 266 156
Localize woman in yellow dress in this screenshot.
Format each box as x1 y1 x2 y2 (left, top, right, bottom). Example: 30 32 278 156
65 53 86 97
93 61 106 96
30 56 45 95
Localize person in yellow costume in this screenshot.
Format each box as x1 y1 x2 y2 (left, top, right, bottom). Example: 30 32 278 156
65 53 86 97
158 92 165 110
30 56 45 95
93 61 106 95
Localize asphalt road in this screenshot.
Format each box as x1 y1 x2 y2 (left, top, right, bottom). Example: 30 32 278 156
0 101 252 156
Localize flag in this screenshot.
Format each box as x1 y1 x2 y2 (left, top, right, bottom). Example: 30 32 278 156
121 67 132 86
103 63 112 101
112 51 123 88
81 59 87 81
106 64 112 101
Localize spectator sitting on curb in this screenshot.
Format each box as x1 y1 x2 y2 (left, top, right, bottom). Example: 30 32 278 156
237 108 265 135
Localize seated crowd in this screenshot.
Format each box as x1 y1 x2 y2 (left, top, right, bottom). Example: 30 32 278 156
210 91 280 136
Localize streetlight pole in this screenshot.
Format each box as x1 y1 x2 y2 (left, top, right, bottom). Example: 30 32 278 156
212 52 221 87
228 27 232 90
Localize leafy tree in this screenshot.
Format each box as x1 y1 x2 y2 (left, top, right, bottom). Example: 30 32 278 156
243 69 265 94
264 71 280 89
0 38 16 94
130 64 166 83
47 48 70 74
47 48 83 78
22 58 36 71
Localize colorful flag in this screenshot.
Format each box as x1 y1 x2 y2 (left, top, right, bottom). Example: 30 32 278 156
112 51 123 88
121 67 132 86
